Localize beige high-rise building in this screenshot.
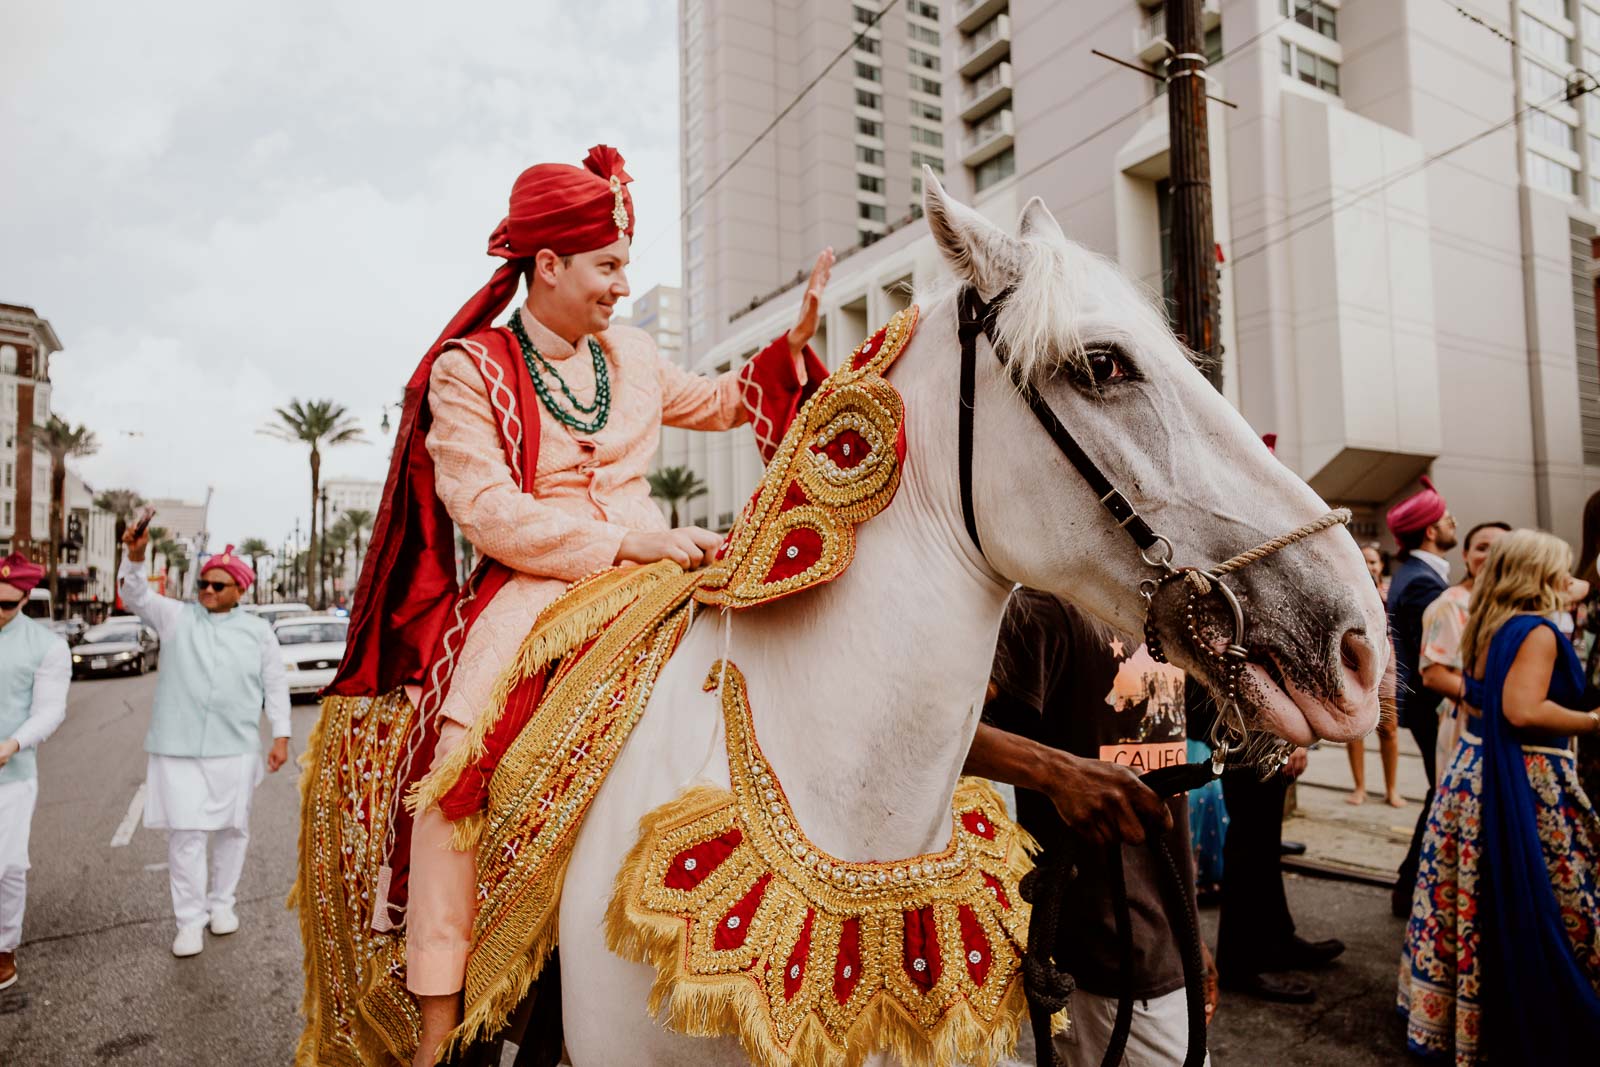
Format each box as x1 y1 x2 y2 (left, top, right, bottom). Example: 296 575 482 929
681 0 947 354
677 0 1600 554
624 284 685 366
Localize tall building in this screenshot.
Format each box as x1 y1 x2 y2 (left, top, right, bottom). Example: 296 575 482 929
323 478 383 521
625 284 686 366
679 0 1600 553
681 0 947 354
0 304 62 559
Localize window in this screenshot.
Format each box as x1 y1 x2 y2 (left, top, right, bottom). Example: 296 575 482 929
857 117 884 138
1524 56 1570 102
910 74 942 95
909 23 940 46
909 48 940 71
1527 150 1578 196
1279 0 1337 40
911 150 944 173
854 4 876 23
4 502 11 529
1155 26 1222 95
1520 13 1573 66
1591 175 1600 209
859 202 887 221
3 464 10 489
858 173 885 193
911 126 944 147
910 99 943 121
856 88 882 109
974 146 1015 192
1525 0 1571 20
908 1 939 18
857 35 881 55
911 173 923 195
1529 107 1577 152
855 61 881 82
1280 39 1340 94
856 144 885 165
860 230 880 246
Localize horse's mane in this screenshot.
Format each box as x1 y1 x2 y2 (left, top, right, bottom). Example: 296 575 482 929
914 227 1199 387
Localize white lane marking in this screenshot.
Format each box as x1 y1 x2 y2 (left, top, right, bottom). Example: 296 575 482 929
111 783 146 847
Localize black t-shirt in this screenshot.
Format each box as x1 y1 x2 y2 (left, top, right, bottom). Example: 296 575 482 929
986 589 1196 1000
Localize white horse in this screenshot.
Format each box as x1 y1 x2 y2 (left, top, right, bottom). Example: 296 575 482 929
556 175 1387 1065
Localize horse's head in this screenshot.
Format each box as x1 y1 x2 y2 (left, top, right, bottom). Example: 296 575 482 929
910 172 1385 745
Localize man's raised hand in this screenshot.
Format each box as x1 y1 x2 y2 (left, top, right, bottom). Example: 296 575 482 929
787 247 835 358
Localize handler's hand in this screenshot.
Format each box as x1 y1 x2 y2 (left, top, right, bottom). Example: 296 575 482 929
787 248 835 359
1044 750 1171 847
1284 746 1309 780
1202 941 1220 1024
122 524 150 563
615 527 725 570
266 737 290 773
0 737 18 770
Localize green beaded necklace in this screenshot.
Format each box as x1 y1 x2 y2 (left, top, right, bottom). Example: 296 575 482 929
507 311 612 434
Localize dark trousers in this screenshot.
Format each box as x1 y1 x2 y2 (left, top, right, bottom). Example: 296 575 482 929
1394 708 1441 902
1216 769 1296 979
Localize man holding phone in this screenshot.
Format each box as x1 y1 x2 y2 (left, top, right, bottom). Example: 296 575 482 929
0 553 71 991
120 530 290 957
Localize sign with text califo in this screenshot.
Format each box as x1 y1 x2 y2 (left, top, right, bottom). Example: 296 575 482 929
1098 741 1187 774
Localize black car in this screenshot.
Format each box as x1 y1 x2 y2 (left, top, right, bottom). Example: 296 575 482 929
72 621 160 678
47 618 88 645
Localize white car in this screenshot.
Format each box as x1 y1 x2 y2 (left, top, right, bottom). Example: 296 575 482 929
249 602 313 626
275 615 349 700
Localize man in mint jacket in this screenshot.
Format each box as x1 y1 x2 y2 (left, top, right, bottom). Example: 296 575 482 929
120 529 290 958
0 553 71 990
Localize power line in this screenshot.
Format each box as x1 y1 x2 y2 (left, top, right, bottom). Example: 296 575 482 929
1435 0 1517 51
1230 85 1592 267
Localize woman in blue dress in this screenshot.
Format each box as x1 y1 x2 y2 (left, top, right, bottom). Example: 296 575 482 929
1397 529 1600 1064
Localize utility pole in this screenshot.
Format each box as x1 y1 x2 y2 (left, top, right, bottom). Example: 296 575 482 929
319 487 329 610
1164 0 1221 389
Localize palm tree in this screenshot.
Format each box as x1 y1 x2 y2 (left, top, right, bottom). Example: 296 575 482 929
342 508 374 583
168 545 190 599
646 465 709 527
34 416 99 619
151 535 177 588
237 537 274 603
147 527 171 578
261 400 366 609
93 488 144 603
323 521 350 606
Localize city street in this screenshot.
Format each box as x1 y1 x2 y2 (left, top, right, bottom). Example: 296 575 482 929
4 669 1420 1066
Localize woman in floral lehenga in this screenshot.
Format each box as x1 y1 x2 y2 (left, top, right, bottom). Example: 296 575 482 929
1397 529 1600 1064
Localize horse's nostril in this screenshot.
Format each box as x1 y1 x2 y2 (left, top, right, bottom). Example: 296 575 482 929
1340 628 1378 690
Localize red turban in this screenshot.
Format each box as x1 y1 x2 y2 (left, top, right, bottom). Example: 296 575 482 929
201 545 256 592
0 554 44 594
1386 476 1447 536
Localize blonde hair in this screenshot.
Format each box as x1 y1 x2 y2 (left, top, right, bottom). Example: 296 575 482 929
1459 529 1573 673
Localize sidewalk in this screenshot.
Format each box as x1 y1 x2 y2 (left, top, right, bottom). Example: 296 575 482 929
1285 728 1431 883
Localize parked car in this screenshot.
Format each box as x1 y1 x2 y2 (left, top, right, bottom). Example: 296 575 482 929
47 618 89 645
72 620 160 678
247 602 313 626
275 615 349 701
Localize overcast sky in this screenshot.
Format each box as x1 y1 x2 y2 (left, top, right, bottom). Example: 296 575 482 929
0 1 681 565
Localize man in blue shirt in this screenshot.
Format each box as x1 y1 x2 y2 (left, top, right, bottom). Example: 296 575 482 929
1384 476 1457 917
120 529 290 958
0 554 71 991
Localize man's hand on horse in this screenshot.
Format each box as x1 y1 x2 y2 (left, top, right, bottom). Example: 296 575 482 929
1046 751 1171 847
615 527 725 570
786 247 835 365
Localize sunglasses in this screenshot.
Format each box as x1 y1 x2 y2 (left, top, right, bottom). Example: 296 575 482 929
0 598 21 611
196 580 237 593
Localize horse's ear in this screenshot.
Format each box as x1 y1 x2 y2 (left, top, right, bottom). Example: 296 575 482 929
921 166 1021 297
1018 196 1065 242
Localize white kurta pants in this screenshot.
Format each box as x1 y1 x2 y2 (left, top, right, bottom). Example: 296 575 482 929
0 778 37 953
144 754 261 929
1052 988 1211 1067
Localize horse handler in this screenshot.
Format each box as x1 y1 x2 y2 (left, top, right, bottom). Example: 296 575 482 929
119 534 290 958
0 554 71 990
319 144 833 1064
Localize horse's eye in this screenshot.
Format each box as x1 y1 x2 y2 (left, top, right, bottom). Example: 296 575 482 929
1086 347 1129 384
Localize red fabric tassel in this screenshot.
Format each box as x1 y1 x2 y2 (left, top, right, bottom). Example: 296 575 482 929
834 916 863 1003
665 828 743 891
714 873 771 951
902 905 942 991
958 904 991 986
783 909 815 1001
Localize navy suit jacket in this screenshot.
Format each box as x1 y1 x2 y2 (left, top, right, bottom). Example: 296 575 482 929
1388 554 1450 730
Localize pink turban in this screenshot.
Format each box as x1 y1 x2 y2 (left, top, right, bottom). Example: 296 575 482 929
1387 476 1447 536
0 554 45 593
201 545 256 591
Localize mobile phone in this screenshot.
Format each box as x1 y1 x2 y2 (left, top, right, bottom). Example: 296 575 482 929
131 506 157 540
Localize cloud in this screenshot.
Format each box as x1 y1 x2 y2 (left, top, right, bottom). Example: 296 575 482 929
0 0 681 551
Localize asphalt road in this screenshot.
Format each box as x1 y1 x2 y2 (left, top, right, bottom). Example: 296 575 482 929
0 672 317 1065
2 674 1416 1066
